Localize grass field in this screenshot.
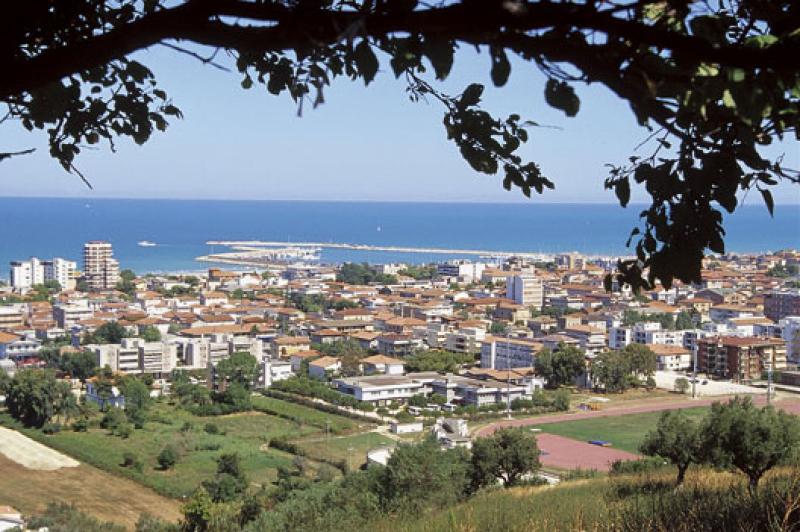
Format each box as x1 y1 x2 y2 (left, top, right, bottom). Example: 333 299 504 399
0 396 376 499
537 406 709 454
294 431 395 468
251 395 359 434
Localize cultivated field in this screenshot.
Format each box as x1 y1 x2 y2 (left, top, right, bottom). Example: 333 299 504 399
0 454 181 529
294 431 395 469
0 397 369 499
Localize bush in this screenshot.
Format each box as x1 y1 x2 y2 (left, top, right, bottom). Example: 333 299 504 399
121 451 139 468
157 446 178 470
100 408 127 432
72 418 88 432
396 410 416 423
195 442 222 451
180 421 194 433
552 389 571 411
610 456 668 476
115 422 133 439
42 422 61 434
204 422 220 434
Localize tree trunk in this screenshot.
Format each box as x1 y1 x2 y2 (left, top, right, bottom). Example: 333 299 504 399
676 464 687 486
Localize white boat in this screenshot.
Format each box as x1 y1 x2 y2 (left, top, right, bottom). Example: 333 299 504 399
137 240 157 247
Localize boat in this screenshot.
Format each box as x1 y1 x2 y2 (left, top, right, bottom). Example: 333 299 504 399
137 240 157 247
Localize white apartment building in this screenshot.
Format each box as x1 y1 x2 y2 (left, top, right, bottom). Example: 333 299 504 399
53 304 93 328
9 257 76 290
444 326 486 354
83 241 120 291
480 336 542 369
437 261 486 282
92 338 177 374
506 273 544 309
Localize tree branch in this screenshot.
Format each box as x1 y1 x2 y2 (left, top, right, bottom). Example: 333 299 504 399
3 0 799 101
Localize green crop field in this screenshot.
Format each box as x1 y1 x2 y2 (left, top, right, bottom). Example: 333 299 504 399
0 397 368 499
295 432 395 469
537 407 709 454
251 395 359 434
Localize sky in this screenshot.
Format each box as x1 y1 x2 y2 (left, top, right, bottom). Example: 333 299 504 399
0 44 798 204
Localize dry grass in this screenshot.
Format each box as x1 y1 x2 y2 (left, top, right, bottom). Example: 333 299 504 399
0 454 181 530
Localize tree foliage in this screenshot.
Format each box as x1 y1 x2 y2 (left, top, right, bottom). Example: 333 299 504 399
640 410 702 485
592 344 656 393
404 349 474 373
337 263 396 285
5 368 73 428
2 1 799 289
216 352 259 390
534 344 585 388
701 396 800 490
471 427 541 489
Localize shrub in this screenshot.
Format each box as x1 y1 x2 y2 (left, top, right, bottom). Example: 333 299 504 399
72 418 88 432
115 422 133 439
157 446 178 470
204 422 219 434
121 451 138 468
610 456 668 476
100 408 127 432
180 421 194 433
552 389 571 412
42 422 61 434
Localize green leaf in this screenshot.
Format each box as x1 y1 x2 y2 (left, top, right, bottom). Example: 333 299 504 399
423 38 454 81
745 35 778 48
615 178 631 207
353 40 379 86
460 84 484 108
544 79 580 117
722 89 736 109
760 188 775 216
489 47 511 87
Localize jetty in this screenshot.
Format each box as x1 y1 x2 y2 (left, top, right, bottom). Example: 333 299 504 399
204 240 550 260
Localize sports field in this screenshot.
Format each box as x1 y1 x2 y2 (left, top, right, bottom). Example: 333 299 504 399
537 406 709 454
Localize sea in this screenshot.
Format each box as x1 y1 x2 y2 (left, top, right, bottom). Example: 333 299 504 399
0 198 797 275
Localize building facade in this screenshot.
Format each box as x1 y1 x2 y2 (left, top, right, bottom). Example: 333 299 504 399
765 291 800 322
9 257 76 290
83 241 120 291
697 336 787 382
505 273 543 309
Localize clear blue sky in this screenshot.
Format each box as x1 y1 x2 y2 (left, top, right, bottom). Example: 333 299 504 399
0 45 798 204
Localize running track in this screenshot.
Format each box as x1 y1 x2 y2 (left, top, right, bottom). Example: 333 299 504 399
474 395 800 438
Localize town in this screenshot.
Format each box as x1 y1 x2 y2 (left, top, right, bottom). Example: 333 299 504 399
1 241 799 530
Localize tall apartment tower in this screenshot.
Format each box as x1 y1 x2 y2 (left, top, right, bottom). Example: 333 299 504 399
506 273 544 310
83 241 120 291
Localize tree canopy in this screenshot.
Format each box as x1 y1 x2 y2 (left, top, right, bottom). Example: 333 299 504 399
2 1 799 289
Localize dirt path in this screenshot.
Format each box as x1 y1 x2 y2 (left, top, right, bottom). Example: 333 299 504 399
0 426 79 470
474 394 800 437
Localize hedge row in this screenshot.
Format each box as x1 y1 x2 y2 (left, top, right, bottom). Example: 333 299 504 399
263 390 378 425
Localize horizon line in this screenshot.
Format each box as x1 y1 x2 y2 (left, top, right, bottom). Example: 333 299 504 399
0 195 798 207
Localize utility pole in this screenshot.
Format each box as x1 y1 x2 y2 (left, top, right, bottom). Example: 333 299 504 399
766 356 773 406
692 345 697 399
506 326 512 420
